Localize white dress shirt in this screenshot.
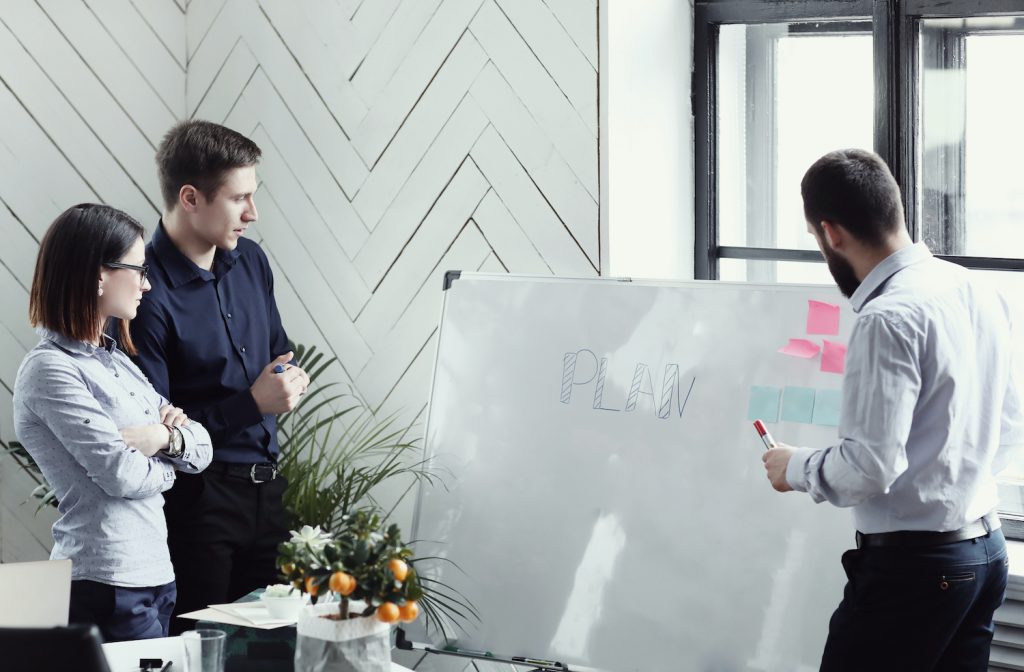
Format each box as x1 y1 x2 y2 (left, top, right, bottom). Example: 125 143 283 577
786 243 1024 534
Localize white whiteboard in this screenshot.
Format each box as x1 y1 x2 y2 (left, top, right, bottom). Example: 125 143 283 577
411 273 858 672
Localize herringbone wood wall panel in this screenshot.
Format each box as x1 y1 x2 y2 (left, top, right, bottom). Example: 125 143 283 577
0 0 598 559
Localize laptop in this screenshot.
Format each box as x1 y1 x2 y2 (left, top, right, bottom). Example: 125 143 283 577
0 559 72 627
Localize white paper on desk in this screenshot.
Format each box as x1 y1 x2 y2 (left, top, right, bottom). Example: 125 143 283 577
177 603 294 629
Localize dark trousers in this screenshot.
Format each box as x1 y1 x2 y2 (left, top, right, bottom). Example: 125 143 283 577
163 467 290 635
68 579 176 642
820 528 1008 672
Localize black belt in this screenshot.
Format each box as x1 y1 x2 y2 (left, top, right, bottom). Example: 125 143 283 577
208 461 279 484
856 514 999 549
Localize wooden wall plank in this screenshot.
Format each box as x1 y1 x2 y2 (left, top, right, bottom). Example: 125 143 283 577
352 31 488 231
353 97 489 289
471 0 597 199
470 62 599 263
350 0 444 106
352 0 486 166
470 126 596 275
355 160 489 348
471 191 553 275
129 0 187 71
38 0 177 146
85 0 186 119
543 0 598 68
494 0 597 135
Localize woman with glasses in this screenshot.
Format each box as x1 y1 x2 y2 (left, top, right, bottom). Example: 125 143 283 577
12 203 213 642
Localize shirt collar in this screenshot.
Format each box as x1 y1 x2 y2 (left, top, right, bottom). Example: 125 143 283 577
39 327 117 357
151 220 241 288
849 242 933 312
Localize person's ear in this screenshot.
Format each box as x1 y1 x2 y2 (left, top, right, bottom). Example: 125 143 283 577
98 268 110 296
820 220 845 251
179 185 200 213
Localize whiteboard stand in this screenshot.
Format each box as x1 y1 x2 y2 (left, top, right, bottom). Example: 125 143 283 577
395 627 572 671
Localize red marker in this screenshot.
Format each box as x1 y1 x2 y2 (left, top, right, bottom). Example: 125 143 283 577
753 419 778 450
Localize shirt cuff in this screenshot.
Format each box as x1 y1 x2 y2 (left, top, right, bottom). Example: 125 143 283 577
786 447 818 493
159 460 177 485
160 451 199 473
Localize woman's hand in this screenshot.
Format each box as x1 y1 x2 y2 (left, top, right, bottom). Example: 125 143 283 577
159 404 190 426
120 424 171 457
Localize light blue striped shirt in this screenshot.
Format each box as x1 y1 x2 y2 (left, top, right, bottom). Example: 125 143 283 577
787 243 1024 533
13 328 212 587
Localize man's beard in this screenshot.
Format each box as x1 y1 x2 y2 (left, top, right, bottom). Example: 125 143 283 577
822 245 861 298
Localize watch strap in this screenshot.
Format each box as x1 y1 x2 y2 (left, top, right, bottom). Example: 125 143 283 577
161 423 184 458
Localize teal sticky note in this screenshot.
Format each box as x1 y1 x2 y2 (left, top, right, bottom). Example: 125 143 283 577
781 387 816 423
747 386 781 422
813 389 843 427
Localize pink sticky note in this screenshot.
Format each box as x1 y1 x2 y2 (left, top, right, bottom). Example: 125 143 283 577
807 300 841 335
778 338 821 359
821 340 847 374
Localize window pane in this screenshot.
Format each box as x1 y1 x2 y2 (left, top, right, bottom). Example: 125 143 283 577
717 24 873 255
918 18 1024 258
975 270 1024 518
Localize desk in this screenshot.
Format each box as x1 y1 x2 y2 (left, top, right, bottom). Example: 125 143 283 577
102 635 414 672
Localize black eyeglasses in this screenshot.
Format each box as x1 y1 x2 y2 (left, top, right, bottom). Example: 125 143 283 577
105 262 149 286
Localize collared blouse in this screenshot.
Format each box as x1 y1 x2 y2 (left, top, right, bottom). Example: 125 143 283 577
13 328 212 587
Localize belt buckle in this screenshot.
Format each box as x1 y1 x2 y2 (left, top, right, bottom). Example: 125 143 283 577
249 464 276 484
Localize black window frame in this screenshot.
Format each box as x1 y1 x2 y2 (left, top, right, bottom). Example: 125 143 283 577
694 0 1024 538
695 0 1024 277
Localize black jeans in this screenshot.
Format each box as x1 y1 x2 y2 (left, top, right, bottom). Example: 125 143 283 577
163 467 290 635
69 579 175 642
820 529 1008 672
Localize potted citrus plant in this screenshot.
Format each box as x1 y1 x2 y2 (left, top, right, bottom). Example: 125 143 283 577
277 509 423 672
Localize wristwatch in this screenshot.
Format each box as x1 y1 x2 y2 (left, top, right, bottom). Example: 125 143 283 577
162 424 184 458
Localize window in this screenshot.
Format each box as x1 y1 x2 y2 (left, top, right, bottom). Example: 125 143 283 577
918 17 1024 259
695 0 1024 534
716 20 873 283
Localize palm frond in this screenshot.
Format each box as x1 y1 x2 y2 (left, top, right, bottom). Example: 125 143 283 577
3 441 59 509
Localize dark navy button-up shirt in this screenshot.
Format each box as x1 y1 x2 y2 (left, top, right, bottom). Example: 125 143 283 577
130 222 291 464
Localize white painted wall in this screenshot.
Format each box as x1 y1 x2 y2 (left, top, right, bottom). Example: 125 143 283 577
604 0 694 280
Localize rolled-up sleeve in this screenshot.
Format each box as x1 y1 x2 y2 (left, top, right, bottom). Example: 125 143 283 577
156 399 213 474
20 351 176 499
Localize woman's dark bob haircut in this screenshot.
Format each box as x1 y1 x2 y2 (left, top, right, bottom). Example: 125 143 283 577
29 203 146 354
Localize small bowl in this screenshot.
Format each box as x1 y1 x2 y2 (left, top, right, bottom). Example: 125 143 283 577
260 593 304 621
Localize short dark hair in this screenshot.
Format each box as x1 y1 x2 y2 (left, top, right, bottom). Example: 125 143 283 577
800 149 905 246
155 120 262 210
29 204 146 353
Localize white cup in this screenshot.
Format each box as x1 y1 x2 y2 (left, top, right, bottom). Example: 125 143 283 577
182 628 226 672
260 592 304 621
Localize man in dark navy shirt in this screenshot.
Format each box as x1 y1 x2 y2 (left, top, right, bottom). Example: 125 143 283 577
131 120 310 631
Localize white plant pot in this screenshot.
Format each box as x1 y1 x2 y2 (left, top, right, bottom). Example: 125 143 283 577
295 602 391 672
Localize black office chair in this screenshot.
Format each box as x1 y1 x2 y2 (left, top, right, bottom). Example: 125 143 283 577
0 624 112 672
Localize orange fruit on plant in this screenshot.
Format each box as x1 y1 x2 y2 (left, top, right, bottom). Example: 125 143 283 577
281 563 295 575
398 601 419 622
305 576 319 596
376 602 400 623
329 571 356 596
388 558 409 581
